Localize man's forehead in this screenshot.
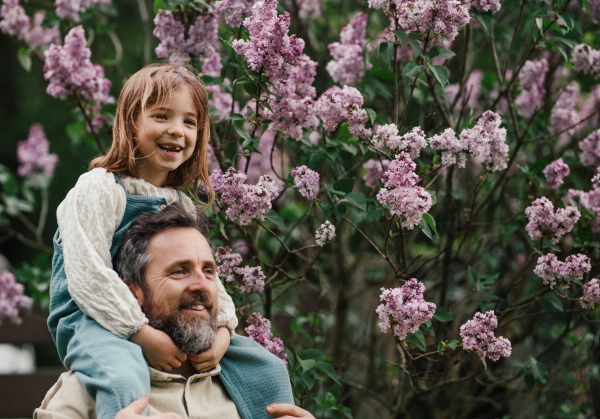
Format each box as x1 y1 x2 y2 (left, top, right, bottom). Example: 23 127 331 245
148 227 214 262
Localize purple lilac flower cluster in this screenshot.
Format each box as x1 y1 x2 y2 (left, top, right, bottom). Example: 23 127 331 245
524 197 580 244
363 159 391 189
17 124 59 186
55 0 110 21
153 11 218 64
578 129 600 168
459 111 509 172
551 83 580 134
245 313 288 365
43 26 114 129
368 0 469 42
581 279 600 309
376 278 436 341
292 165 320 200
326 12 369 86
315 85 372 139
215 246 265 292
0 270 32 325
0 0 60 48
214 0 255 27
464 0 501 13
460 311 511 361
564 185 600 232
232 0 304 82
201 53 240 121
429 127 466 167
376 152 433 230
542 158 570 189
210 168 279 226
571 44 600 79
371 125 427 159
315 221 336 246
268 54 319 140
515 59 548 118
287 0 321 21
534 253 591 289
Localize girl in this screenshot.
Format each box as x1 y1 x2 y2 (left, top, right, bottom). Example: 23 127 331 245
48 62 237 419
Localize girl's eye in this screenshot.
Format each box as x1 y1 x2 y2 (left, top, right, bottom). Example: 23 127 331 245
154 113 167 120
185 119 197 126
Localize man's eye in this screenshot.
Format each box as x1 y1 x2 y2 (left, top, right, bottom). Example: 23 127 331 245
204 269 214 275
172 269 185 275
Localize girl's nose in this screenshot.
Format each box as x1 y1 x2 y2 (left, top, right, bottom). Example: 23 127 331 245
166 120 184 137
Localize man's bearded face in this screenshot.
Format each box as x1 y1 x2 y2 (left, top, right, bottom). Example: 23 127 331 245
142 288 218 354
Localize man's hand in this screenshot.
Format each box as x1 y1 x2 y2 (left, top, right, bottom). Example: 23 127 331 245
114 395 183 419
188 327 230 373
130 324 187 371
266 403 316 418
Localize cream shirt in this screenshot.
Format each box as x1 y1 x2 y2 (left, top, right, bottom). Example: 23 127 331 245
33 366 242 419
56 168 238 339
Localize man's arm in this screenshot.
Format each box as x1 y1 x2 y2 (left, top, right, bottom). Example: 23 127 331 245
266 403 316 418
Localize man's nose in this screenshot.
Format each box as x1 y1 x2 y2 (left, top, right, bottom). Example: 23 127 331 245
187 269 210 292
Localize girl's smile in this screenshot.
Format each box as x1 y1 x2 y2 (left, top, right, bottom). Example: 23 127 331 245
135 87 198 186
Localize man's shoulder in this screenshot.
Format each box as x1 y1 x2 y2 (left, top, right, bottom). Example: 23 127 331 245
34 371 96 419
224 335 290 380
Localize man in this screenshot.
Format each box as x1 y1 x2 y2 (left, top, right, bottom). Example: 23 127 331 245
35 204 314 419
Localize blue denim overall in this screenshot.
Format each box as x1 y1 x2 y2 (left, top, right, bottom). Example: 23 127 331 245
48 173 294 419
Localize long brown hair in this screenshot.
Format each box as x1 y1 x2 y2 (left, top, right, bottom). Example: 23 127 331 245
90 62 214 208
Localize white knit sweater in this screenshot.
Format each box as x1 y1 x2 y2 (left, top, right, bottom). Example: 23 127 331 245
56 168 238 339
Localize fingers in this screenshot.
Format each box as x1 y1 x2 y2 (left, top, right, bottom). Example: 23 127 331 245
175 352 187 362
114 395 148 419
266 403 314 418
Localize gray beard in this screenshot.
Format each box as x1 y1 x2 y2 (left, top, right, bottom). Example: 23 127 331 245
143 293 218 354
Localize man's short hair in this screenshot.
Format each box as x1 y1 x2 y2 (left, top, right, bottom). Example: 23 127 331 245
114 203 212 291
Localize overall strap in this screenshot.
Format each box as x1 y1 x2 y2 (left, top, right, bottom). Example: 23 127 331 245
113 173 126 191
176 190 183 204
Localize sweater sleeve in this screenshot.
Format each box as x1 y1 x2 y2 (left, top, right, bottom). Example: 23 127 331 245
181 196 238 337
57 169 148 339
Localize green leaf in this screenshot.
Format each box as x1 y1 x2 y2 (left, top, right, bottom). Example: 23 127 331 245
299 370 316 389
408 39 422 57
437 341 445 352
545 291 564 312
427 190 437 206
418 217 433 240
407 330 426 352
392 28 406 45
529 357 548 384
471 11 493 39
379 42 395 67
433 306 454 322
366 208 383 221
362 37 373 74
428 64 449 86
557 13 574 32
582 0 592 14
314 362 341 385
336 405 353 419
333 178 354 195
243 82 260 101
447 340 459 350
468 266 479 286
345 192 367 211
428 45 456 60
553 36 580 49
17 47 31 73
228 113 244 120
201 75 221 86
524 372 535 390
402 62 423 78
365 108 377 125
530 155 549 174
284 347 295 367
422 213 438 238
480 357 487 370
511 359 526 370
298 349 325 363
549 40 567 61
153 0 163 13
298 358 317 373
264 209 283 228
41 11 60 28
233 119 253 142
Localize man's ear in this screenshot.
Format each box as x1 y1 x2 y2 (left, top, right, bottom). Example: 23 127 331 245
126 281 145 308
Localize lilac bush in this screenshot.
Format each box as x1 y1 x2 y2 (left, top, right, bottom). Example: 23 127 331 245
0 270 32 325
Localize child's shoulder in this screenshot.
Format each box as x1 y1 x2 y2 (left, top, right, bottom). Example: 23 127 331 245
73 168 118 190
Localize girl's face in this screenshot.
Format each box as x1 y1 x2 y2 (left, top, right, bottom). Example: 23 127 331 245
135 87 199 187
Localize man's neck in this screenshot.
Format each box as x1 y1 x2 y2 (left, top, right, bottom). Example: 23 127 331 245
168 361 197 379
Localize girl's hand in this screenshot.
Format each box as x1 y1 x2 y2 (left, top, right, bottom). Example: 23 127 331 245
130 324 187 371
115 395 183 419
265 403 316 418
188 327 231 373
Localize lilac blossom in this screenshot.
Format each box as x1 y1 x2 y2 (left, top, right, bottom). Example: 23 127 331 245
372 125 427 158
429 127 466 168
565 188 600 232
542 158 570 189
43 26 114 128
363 159 391 189
315 221 336 246
581 279 600 309
464 0 501 13
579 130 600 168
234 266 266 292
0 0 60 48
288 0 321 21
524 197 580 244
459 111 509 172
551 83 580 135
54 0 111 22
202 53 239 121
315 86 372 138
400 0 470 42
215 246 243 283
515 59 548 118
590 0 600 22
17 124 59 186
445 70 483 110
376 152 433 229
238 129 286 188
232 0 304 82
578 85 600 129
292 165 320 200
460 311 512 361
326 13 369 86
210 168 279 226
376 278 436 341
571 44 600 79
214 0 255 27
534 253 591 289
0 270 32 326
245 313 288 366
268 54 319 140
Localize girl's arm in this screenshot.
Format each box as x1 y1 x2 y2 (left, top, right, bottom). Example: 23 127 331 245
57 169 148 339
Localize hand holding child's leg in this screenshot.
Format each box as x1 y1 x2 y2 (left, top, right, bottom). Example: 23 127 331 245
187 327 230 373
130 324 187 371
